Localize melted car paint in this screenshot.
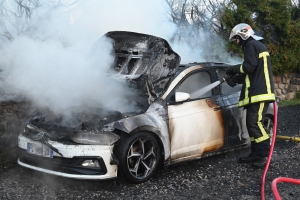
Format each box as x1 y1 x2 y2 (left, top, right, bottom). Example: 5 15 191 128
168 98 225 161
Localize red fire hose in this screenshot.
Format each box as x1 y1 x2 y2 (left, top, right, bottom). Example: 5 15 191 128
272 177 300 199
260 101 300 200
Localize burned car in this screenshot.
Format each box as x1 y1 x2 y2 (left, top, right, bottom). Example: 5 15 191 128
18 31 275 183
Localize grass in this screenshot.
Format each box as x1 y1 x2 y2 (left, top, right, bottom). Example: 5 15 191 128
278 99 300 107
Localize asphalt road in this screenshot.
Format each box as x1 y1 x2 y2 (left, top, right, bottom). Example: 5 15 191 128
0 104 300 200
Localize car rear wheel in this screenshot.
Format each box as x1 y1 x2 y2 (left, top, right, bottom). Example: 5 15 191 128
117 132 161 183
263 115 274 144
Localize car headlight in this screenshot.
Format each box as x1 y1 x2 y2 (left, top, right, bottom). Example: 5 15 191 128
81 160 101 168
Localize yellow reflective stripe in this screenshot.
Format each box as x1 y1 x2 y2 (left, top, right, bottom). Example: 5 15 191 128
258 102 264 121
259 52 269 57
259 52 272 94
254 103 270 143
251 135 269 143
245 75 250 100
255 134 269 143
240 64 245 73
248 103 270 143
238 93 276 107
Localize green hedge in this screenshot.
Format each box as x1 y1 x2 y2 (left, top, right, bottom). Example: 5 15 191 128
220 0 300 75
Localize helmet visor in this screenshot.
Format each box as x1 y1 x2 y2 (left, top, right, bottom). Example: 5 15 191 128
251 35 264 41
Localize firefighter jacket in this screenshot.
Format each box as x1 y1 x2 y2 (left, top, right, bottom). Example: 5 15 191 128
231 38 275 107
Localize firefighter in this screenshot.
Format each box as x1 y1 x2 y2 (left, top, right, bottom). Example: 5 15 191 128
226 23 275 168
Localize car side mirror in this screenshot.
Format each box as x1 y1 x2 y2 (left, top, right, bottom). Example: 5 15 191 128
175 92 190 103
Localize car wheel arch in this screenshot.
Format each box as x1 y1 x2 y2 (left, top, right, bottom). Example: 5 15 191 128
114 127 166 160
113 125 170 160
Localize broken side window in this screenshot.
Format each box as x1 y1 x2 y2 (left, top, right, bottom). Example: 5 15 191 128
176 71 212 100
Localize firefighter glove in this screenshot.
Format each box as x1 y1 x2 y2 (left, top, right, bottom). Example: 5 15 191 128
226 66 236 76
226 76 237 87
226 64 242 76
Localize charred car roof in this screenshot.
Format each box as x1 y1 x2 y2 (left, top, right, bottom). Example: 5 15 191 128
177 62 233 71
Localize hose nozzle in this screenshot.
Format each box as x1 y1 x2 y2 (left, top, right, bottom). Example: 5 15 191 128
221 75 232 84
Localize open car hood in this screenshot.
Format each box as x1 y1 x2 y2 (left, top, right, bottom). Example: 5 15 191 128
104 31 181 102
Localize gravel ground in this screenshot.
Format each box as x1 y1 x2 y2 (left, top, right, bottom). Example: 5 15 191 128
0 104 300 200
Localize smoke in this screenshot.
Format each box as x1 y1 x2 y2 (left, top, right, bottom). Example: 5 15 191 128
0 0 177 115
170 29 242 64
0 0 241 116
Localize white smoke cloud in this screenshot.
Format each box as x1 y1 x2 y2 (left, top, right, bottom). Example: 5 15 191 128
0 0 177 114
170 30 242 64
0 0 240 115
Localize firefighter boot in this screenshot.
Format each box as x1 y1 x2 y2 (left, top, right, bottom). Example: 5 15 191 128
252 157 268 168
239 154 260 163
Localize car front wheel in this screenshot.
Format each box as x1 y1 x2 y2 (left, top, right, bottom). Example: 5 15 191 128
117 132 161 183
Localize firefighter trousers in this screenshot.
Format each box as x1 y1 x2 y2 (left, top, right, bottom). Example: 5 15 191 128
246 102 270 157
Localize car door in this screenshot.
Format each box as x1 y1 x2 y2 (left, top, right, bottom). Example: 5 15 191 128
218 69 249 147
167 70 225 162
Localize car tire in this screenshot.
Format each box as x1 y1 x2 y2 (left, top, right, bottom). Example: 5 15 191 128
263 115 274 144
117 132 161 184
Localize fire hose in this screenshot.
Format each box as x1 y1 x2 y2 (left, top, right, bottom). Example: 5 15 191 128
276 135 300 142
260 101 300 200
261 101 277 200
261 101 300 200
219 77 300 199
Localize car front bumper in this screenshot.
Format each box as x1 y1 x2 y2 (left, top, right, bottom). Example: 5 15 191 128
18 135 118 180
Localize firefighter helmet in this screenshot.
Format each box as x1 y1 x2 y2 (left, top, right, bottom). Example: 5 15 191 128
229 23 263 42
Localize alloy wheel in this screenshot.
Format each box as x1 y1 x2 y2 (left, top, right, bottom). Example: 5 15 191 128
126 137 157 180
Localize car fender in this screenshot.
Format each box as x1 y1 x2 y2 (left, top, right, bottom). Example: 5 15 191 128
108 109 170 160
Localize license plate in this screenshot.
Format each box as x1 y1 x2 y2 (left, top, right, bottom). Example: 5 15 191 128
27 143 53 158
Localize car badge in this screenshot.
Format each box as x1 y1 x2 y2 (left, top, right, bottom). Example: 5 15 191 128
32 132 45 141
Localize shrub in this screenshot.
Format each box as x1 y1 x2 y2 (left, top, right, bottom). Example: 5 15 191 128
295 90 300 100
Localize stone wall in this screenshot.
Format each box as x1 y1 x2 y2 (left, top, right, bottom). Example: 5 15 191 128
274 73 300 101
0 101 36 149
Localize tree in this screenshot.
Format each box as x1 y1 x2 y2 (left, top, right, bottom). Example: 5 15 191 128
165 0 230 61
0 0 41 43
220 0 300 74
0 0 78 48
